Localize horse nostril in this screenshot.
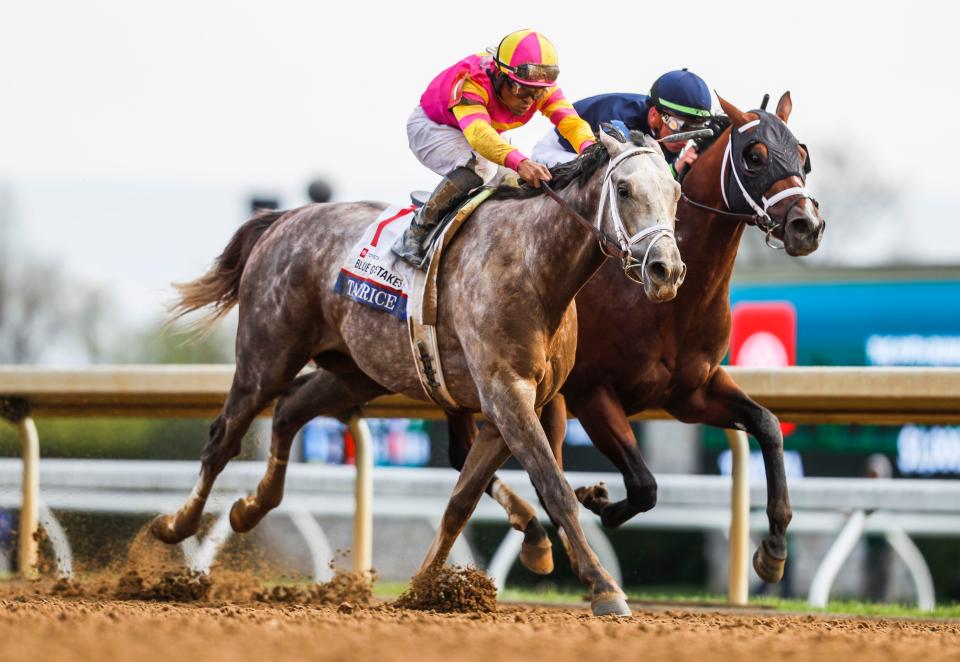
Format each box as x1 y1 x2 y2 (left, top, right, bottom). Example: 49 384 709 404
787 217 813 237
648 261 668 283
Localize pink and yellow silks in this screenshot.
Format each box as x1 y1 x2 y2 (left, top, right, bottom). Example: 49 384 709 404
419 54 596 172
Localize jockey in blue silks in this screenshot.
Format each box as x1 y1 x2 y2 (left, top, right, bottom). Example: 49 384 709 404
532 68 713 179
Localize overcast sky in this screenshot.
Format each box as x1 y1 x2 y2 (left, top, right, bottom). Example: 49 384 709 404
2 0 958 325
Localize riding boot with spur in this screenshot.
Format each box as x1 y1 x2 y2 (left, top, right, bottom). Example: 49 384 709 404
393 166 483 269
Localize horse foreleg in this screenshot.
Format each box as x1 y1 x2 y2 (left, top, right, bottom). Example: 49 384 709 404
483 380 629 617
418 423 512 574
668 367 792 583
447 412 553 575
571 387 659 528
230 368 387 533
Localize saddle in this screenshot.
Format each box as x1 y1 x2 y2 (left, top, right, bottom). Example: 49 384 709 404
406 186 493 410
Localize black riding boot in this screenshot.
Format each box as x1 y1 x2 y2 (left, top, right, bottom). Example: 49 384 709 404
393 166 483 269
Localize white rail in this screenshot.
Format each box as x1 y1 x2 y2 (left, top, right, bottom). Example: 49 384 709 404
1 459 957 606
3 365 960 607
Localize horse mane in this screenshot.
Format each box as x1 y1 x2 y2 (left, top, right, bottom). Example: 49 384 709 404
491 142 610 200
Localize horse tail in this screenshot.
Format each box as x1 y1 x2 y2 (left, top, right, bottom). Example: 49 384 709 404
170 209 286 333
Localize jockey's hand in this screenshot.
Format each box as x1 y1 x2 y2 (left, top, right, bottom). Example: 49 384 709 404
518 159 552 188
675 145 699 174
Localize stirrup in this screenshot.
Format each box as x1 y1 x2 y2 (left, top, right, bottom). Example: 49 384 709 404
392 230 429 270
397 249 429 270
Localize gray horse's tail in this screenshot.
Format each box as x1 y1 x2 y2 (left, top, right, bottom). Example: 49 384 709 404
170 209 286 332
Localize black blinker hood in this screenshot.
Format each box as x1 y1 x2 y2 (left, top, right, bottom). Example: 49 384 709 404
725 110 810 214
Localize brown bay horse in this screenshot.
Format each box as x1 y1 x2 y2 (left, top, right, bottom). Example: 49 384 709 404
448 92 825 584
150 130 686 616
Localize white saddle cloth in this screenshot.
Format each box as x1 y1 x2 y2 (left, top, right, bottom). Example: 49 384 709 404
333 205 419 321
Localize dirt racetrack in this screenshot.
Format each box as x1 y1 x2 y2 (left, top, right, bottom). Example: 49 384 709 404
2 588 958 662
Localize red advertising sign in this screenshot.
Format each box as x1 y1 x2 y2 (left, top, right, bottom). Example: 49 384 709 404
730 302 797 436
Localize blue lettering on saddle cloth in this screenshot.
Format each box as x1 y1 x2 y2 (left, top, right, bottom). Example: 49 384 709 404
334 269 408 320
333 204 417 321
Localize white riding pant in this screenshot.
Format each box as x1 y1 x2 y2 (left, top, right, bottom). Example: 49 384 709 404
406 105 509 184
531 129 578 167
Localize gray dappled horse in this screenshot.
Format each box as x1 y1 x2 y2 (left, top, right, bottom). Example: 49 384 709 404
150 131 685 616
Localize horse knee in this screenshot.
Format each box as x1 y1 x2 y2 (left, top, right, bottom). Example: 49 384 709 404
207 416 226 445
441 501 471 534
201 415 244 470
628 481 658 512
272 408 300 442
751 409 783 446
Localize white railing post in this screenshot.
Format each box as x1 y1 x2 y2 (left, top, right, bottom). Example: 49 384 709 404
808 509 867 608
347 415 373 572
884 526 935 612
18 416 40 579
725 429 750 605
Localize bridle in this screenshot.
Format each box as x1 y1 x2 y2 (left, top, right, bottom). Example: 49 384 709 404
680 113 821 249
543 145 675 285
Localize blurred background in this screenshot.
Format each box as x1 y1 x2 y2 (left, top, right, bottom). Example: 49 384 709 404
1 1 958 604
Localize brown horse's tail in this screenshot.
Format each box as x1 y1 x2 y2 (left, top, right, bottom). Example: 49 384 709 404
170 209 286 333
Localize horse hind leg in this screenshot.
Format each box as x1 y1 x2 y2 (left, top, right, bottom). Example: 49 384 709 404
447 412 553 575
151 329 315 544
150 373 275 544
229 367 387 533
535 395 575 576
418 422 512 574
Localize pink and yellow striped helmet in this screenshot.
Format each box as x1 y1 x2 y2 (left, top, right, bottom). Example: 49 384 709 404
490 29 560 88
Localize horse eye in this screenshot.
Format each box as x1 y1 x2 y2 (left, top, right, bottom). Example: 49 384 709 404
617 185 629 199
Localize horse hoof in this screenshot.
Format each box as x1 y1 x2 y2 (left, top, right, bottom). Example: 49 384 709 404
591 593 631 617
150 514 184 545
229 498 257 533
519 539 554 575
575 482 610 516
753 541 786 583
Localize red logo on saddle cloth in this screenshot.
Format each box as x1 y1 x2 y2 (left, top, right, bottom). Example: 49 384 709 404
730 302 796 436
370 205 417 247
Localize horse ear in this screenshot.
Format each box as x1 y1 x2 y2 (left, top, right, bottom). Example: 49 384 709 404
776 91 793 123
716 93 748 128
597 126 625 156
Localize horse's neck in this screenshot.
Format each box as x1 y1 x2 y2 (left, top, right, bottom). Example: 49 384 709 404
526 178 607 318
675 131 745 304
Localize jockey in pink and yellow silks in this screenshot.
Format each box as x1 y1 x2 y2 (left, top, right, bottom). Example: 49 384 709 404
394 29 597 268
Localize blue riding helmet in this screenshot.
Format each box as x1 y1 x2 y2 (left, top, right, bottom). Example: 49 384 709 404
649 68 712 120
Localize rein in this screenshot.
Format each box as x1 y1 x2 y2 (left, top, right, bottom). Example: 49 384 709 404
543 146 675 283
541 183 627 259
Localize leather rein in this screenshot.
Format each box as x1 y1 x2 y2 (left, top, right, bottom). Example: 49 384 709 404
541 145 676 281
540 183 628 259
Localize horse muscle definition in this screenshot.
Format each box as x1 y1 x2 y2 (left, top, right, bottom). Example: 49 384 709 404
448 92 825 585
150 130 685 616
